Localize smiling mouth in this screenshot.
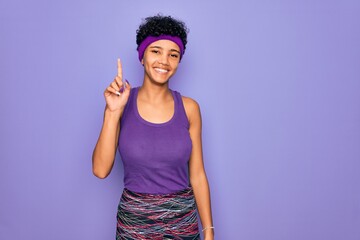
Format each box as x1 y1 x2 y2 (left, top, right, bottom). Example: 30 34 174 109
154 68 169 73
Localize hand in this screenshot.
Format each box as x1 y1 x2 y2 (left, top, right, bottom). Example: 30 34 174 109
104 58 131 112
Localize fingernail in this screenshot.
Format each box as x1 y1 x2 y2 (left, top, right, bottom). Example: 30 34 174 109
126 79 129 85
116 91 121 96
119 86 124 93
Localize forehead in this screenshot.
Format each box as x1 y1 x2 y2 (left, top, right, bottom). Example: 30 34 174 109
148 39 180 51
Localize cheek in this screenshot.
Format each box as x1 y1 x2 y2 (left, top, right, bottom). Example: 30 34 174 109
171 61 180 70
143 54 157 66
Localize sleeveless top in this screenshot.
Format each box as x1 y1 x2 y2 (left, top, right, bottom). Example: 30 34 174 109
118 87 192 194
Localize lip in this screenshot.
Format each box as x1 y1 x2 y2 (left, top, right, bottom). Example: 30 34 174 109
154 67 169 74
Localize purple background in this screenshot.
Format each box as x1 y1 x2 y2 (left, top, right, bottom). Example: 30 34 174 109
1 0 359 239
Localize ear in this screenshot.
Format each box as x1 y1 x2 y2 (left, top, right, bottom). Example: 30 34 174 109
141 58 144 65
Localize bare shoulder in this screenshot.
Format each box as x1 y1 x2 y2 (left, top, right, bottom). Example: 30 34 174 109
181 95 201 124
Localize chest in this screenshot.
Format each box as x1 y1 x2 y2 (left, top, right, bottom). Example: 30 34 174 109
137 98 175 124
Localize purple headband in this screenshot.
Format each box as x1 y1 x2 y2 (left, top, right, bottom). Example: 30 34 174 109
137 35 185 62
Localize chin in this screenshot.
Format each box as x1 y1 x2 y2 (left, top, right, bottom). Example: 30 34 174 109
153 79 170 86
152 74 173 85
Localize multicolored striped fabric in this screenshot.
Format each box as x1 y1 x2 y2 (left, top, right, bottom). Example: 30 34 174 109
116 187 200 239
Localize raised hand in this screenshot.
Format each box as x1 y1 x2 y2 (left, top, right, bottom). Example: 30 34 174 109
104 58 131 113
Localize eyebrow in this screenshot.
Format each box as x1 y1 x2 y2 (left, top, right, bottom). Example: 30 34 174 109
149 46 180 54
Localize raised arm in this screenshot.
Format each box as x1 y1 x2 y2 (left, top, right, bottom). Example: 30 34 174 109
92 58 131 179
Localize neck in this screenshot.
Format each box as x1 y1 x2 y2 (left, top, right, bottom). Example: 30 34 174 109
139 81 172 103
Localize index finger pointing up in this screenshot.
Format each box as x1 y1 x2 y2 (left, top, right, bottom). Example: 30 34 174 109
117 58 123 78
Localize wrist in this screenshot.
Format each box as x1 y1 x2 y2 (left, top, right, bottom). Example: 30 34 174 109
202 226 214 239
104 106 123 118
103 108 122 125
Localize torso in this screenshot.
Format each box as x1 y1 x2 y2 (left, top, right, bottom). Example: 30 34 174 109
118 87 193 194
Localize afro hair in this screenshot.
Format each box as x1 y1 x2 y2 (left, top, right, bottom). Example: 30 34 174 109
136 14 189 53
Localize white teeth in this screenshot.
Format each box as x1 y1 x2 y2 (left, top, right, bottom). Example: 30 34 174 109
155 68 168 73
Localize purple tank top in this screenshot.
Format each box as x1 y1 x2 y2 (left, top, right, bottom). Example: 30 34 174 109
118 87 192 194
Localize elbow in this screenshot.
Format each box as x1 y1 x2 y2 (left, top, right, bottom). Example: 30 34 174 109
92 168 109 179
92 159 111 179
92 151 114 179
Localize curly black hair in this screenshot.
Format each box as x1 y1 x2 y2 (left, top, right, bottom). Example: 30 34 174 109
136 14 189 53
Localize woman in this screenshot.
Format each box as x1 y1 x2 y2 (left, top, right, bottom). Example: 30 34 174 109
92 15 214 240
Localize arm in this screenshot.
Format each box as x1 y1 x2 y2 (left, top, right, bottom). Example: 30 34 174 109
92 58 130 179
92 108 122 178
184 97 214 240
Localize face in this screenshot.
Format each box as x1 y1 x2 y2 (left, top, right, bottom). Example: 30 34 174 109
141 39 181 85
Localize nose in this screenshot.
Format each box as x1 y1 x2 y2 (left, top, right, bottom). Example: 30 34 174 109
157 53 169 66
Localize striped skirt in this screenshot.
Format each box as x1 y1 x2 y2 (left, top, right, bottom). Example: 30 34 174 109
116 187 200 240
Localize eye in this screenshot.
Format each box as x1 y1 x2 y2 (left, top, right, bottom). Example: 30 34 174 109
170 54 179 58
151 50 160 54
